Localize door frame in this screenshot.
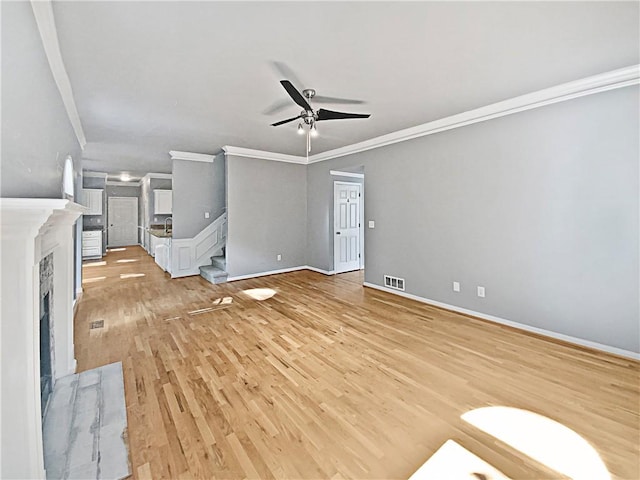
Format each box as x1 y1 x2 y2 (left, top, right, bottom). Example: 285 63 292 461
107 196 139 247
333 180 364 274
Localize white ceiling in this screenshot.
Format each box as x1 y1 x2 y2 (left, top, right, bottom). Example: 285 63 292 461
51 1 639 177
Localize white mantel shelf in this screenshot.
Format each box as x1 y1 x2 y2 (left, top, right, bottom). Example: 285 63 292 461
1 198 86 479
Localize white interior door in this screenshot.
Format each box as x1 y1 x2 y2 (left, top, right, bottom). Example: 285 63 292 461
334 182 361 273
108 197 138 247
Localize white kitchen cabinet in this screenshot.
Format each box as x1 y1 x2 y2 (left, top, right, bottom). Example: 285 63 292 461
82 230 102 258
154 190 172 214
81 189 103 215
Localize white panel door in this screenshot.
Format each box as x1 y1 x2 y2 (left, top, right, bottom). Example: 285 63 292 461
108 197 138 247
334 182 361 273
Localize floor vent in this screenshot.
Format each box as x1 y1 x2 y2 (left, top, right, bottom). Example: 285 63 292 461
90 320 104 330
384 275 405 291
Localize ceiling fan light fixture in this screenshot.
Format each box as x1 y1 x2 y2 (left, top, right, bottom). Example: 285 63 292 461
297 123 305 134
310 123 318 137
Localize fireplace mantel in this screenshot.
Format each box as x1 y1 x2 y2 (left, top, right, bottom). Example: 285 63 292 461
1 198 86 479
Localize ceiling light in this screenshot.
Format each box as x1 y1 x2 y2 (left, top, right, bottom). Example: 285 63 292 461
120 173 131 182
310 124 318 137
297 123 305 135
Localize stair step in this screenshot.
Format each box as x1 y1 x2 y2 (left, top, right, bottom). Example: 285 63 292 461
199 265 228 284
210 255 226 270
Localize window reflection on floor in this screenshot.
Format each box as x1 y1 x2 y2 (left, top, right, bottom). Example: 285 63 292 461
242 288 277 301
461 407 609 480
409 440 510 480
410 406 609 480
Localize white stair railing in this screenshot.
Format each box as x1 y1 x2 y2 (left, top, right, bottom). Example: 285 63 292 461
169 212 227 278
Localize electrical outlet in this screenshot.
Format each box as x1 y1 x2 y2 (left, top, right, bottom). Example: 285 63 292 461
277 254 282 261
477 286 485 298
154 217 158 222
453 281 460 292
368 220 375 228
97 218 101 224
205 212 210 219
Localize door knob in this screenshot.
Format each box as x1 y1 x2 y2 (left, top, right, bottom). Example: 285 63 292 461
336 231 341 235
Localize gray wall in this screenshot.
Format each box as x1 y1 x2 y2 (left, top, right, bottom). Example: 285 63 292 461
1 1 82 198
226 155 307 278
172 158 225 239
307 85 639 353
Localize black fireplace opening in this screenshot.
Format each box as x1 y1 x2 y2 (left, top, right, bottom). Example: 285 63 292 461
40 292 52 418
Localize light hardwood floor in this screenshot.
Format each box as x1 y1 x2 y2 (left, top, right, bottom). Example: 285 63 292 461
76 246 639 479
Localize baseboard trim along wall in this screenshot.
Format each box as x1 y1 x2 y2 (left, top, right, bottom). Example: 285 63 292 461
227 266 308 282
305 266 335 276
363 282 640 361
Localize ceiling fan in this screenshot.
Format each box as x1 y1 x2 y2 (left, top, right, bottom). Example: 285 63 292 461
270 79 371 153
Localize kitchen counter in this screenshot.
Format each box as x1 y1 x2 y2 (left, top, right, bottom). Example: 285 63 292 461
149 229 172 238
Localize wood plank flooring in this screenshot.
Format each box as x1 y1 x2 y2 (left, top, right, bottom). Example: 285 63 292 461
76 246 639 479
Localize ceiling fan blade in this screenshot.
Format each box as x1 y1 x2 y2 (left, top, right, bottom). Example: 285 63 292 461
280 80 312 111
271 114 302 127
271 61 305 90
312 95 365 106
316 109 371 121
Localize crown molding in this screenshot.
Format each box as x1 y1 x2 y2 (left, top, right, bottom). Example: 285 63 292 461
83 171 108 179
139 173 172 184
222 146 307 165
308 64 640 164
330 170 364 179
30 0 87 150
170 150 215 163
106 181 140 187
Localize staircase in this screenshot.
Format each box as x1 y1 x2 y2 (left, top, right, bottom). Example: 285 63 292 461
199 248 228 284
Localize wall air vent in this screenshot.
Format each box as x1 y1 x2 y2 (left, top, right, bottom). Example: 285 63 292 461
384 275 405 291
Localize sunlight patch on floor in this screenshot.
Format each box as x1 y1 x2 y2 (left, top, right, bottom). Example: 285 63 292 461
107 248 127 252
116 259 139 263
409 440 510 480
120 273 145 279
213 296 233 306
82 261 106 268
242 288 277 301
82 276 106 284
461 406 610 480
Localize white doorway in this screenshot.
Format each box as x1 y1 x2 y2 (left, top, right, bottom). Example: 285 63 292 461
107 197 138 247
334 181 363 273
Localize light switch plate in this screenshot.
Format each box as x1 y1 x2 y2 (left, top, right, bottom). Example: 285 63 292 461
453 281 460 292
205 212 210 219
477 286 486 298
368 220 375 228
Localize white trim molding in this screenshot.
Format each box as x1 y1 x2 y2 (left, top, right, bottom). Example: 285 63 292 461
363 282 640 361
138 172 172 185
227 266 308 282
223 146 307 164
170 150 215 163
30 0 87 150
106 181 140 187
330 170 365 179
305 266 335 276
310 64 639 163
83 171 108 179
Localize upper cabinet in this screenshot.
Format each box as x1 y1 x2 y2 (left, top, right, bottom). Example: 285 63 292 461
154 190 172 214
81 188 103 215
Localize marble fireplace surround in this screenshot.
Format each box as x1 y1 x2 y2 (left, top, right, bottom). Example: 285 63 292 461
1 198 85 479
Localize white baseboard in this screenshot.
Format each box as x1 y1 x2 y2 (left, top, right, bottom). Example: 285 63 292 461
363 282 640 361
305 266 335 276
227 266 308 282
